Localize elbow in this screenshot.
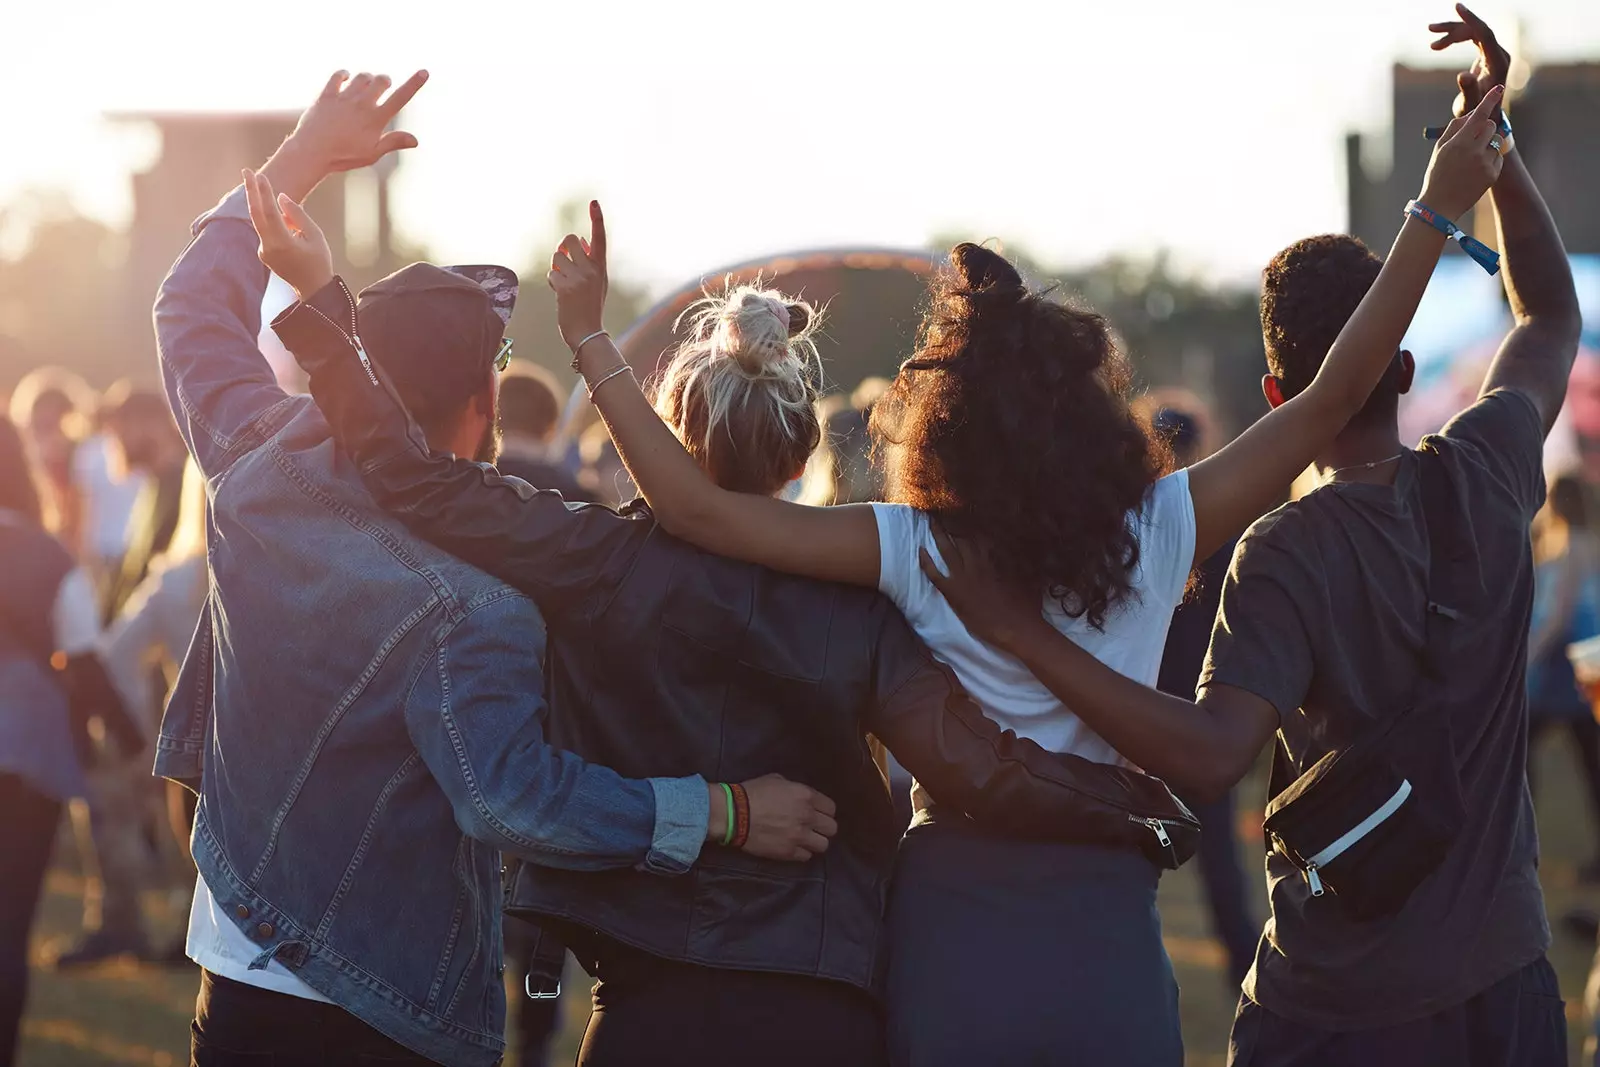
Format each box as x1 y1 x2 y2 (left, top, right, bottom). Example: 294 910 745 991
645 491 720 542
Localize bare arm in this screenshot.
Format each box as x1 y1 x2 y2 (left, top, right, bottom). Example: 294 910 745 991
550 204 882 588
916 535 1277 798
1430 5 1582 433
1185 86 1508 563
1477 151 1581 431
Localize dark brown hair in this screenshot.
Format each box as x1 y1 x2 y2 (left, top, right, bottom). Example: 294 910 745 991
872 243 1164 628
1262 234 1406 421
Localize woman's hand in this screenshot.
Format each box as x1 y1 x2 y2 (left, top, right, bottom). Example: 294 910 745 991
1417 83 1506 219
918 527 1048 655
547 201 610 353
1429 4 1511 119
243 168 335 300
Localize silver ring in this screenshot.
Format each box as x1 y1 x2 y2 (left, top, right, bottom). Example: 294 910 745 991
1488 135 1504 154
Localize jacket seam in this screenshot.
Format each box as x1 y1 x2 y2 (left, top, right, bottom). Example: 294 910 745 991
194 818 505 1047
313 751 424 941
433 596 585 858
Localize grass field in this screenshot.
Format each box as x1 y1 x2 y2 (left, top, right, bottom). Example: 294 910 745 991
19 735 1600 1066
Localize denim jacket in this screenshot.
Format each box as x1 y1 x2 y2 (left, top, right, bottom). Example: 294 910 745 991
151 186 710 1067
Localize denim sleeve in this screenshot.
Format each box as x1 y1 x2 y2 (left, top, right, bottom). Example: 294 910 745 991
272 282 647 624
152 186 295 480
412 590 707 874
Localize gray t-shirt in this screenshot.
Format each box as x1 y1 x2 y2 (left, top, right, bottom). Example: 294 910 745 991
1200 389 1551 1030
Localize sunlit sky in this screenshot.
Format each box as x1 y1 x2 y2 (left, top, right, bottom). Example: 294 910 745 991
5 0 1599 292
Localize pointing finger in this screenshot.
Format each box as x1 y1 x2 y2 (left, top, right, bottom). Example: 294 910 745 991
590 201 608 269
380 70 430 119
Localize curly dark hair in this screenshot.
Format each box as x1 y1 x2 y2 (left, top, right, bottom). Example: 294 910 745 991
1262 235 1405 419
871 243 1164 628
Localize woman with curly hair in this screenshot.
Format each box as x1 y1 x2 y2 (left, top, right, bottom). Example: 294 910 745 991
544 138 1491 1059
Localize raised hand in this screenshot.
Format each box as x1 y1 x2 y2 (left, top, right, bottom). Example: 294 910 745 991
259 70 429 205
291 70 430 173
1417 84 1506 220
738 773 838 863
546 201 610 352
243 168 335 299
1429 4 1511 118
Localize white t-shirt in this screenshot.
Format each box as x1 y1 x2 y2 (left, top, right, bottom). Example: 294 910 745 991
871 469 1196 766
187 874 331 1003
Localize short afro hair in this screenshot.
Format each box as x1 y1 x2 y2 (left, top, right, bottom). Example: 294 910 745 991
1261 235 1405 417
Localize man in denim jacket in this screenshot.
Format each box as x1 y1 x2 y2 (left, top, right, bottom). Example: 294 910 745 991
152 71 834 1067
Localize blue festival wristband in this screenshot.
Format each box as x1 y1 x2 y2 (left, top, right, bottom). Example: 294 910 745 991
1404 199 1501 276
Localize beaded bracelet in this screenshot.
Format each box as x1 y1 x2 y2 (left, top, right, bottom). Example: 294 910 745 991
730 783 751 850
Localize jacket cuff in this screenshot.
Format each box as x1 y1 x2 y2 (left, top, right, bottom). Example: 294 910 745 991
191 185 252 237
640 776 708 874
271 278 356 359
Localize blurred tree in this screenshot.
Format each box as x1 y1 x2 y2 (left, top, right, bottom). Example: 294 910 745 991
0 192 129 394
505 198 652 384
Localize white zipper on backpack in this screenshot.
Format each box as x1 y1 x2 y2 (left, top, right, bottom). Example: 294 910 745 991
1300 779 1413 897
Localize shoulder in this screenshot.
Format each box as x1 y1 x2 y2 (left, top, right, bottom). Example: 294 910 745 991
869 502 930 548
1430 389 1547 514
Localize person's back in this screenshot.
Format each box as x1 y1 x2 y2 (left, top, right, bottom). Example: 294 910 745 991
151 77 772 1067
1213 392 1547 1023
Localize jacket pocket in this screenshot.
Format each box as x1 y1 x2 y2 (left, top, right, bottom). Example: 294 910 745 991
686 862 825 971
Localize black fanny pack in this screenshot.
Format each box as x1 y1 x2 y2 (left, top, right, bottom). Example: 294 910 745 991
1262 448 1469 921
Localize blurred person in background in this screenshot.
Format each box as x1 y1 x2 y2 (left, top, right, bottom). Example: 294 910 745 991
805 377 889 507
0 414 142 1067
100 384 191 621
1527 474 1600 876
72 392 148 594
495 361 589 502
1151 405 1259 992
8 366 94 551
578 419 633 508
55 385 190 968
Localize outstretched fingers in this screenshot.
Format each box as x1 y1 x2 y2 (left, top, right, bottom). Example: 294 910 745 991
242 170 291 245
380 70 430 119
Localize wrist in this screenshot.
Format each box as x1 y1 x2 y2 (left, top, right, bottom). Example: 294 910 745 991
1414 188 1472 226
259 137 332 204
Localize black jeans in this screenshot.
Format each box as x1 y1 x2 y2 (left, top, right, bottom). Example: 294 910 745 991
578 944 884 1067
191 971 440 1066
0 773 61 1067
1228 956 1566 1067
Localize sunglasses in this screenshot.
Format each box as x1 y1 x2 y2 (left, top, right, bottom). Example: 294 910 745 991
493 337 514 373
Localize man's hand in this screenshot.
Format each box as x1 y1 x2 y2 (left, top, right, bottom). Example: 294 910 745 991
1429 4 1511 119
917 528 1047 655
739 773 837 862
547 201 610 351
1417 84 1506 220
260 70 429 204
243 169 335 300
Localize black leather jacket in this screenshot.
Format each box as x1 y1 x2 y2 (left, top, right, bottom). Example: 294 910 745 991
277 280 1191 996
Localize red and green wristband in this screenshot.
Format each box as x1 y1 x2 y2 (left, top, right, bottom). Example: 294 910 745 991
717 783 750 849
